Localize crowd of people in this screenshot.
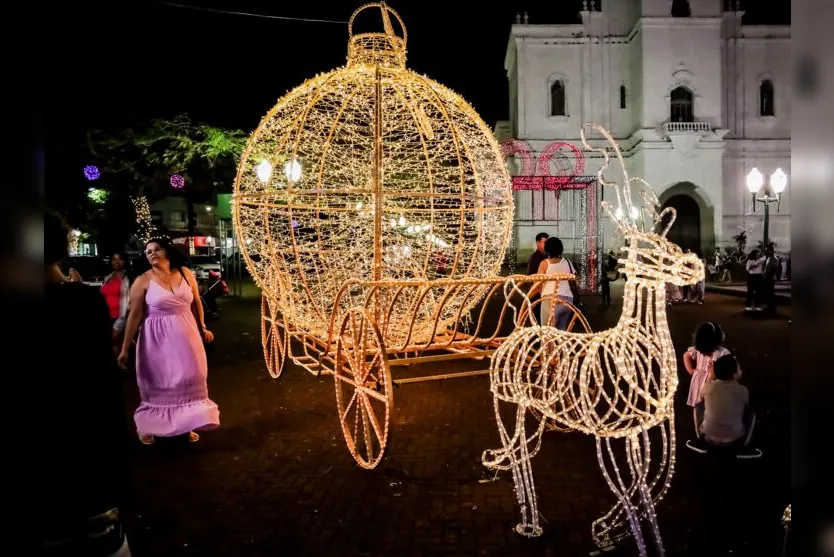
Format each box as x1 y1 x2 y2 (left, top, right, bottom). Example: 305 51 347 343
43 211 221 556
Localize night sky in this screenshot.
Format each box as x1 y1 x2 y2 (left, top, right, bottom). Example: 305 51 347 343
45 0 788 195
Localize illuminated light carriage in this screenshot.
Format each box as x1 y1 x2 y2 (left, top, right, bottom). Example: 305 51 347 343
233 2 589 470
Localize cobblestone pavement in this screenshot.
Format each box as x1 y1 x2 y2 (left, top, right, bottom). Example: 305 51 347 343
121 284 789 556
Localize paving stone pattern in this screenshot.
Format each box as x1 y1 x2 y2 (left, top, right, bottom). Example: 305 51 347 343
121 287 789 556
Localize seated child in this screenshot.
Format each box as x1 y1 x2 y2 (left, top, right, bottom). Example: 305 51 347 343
696 354 755 448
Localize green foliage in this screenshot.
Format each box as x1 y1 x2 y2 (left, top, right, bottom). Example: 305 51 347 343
732 230 747 254
88 113 247 199
85 114 248 247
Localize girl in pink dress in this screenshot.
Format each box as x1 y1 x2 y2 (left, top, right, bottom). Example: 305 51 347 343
118 239 219 444
683 321 731 434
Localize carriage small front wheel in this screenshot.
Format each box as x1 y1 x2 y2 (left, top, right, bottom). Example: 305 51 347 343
334 307 393 470
261 295 288 379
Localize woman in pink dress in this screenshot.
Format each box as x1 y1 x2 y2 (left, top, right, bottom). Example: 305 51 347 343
118 239 220 444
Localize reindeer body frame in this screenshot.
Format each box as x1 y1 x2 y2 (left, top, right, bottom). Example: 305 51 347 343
483 124 704 556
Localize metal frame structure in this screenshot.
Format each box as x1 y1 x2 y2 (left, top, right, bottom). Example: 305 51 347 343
261 273 589 469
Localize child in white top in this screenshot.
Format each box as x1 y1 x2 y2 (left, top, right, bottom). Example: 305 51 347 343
683 321 732 433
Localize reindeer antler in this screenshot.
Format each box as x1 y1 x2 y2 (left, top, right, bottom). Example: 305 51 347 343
630 178 678 237
580 123 638 233
503 277 536 327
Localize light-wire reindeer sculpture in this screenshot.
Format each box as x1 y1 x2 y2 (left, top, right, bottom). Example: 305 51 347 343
482 123 704 556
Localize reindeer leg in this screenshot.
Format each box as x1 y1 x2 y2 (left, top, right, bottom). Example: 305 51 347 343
483 399 544 536
632 428 666 556
509 404 542 537
595 436 649 557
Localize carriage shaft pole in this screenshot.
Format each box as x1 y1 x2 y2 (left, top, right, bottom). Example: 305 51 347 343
392 369 491 385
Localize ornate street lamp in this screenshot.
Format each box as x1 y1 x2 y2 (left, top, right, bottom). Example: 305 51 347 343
746 167 788 249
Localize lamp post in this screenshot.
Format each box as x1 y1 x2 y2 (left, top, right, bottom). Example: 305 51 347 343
746 167 787 250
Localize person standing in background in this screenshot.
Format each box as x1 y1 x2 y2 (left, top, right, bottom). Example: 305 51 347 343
745 249 767 311
526 232 549 324
763 247 780 315
688 250 706 304
101 251 132 356
537 237 580 330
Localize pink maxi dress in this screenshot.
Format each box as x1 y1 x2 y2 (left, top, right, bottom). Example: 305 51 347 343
134 277 220 437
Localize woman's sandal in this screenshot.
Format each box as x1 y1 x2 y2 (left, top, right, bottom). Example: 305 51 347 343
188 431 200 443
139 434 155 445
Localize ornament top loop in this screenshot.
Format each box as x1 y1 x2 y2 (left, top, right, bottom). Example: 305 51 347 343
347 2 408 68
348 2 407 43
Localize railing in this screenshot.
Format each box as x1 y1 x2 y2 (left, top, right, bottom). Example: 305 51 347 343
663 121 711 133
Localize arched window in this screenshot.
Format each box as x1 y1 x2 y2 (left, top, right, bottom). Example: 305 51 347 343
619 85 627 109
759 79 775 116
550 80 566 116
671 0 691 17
670 86 694 122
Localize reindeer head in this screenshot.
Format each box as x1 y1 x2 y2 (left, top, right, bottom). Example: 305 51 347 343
580 123 704 287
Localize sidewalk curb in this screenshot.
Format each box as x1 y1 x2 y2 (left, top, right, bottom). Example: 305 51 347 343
705 285 791 301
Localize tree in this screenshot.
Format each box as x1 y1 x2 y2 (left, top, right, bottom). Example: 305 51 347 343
88 114 247 247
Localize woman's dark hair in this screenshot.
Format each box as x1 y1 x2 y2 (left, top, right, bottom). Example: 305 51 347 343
693 321 725 354
111 249 133 277
544 237 564 258
45 210 70 265
144 238 188 270
713 354 738 381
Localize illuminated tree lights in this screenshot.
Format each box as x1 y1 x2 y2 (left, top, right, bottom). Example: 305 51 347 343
87 187 108 205
132 196 157 243
482 124 704 556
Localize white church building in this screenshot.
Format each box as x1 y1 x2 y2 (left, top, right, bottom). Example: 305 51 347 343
497 0 790 266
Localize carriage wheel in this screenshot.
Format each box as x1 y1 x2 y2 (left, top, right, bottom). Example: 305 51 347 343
334 307 393 470
261 295 288 379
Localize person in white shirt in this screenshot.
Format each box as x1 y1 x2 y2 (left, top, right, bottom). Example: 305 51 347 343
536 237 580 330
744 249 766 311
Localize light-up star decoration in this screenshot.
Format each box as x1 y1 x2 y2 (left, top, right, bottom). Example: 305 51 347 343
170 174 186 189
84 165 100 181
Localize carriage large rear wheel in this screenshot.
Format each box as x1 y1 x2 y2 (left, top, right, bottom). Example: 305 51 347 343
261 295 288 379
334 307 393 469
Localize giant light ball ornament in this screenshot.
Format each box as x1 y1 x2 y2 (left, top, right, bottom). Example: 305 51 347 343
233 2 514 340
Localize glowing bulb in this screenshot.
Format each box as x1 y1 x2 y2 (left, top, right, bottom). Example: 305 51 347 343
390 218 397 228
746 167 764 194
256 160 272 183
398 216 406 227
284 159 302 182
356 201 363 210
770 168 787 194
630 206 640 219
615 207 624 219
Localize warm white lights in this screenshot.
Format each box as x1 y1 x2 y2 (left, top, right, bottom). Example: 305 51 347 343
771 168 787 194
746 167 765 194
233 2 516 470
284 159 302 182
256 160 273 183
483 123 704 556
